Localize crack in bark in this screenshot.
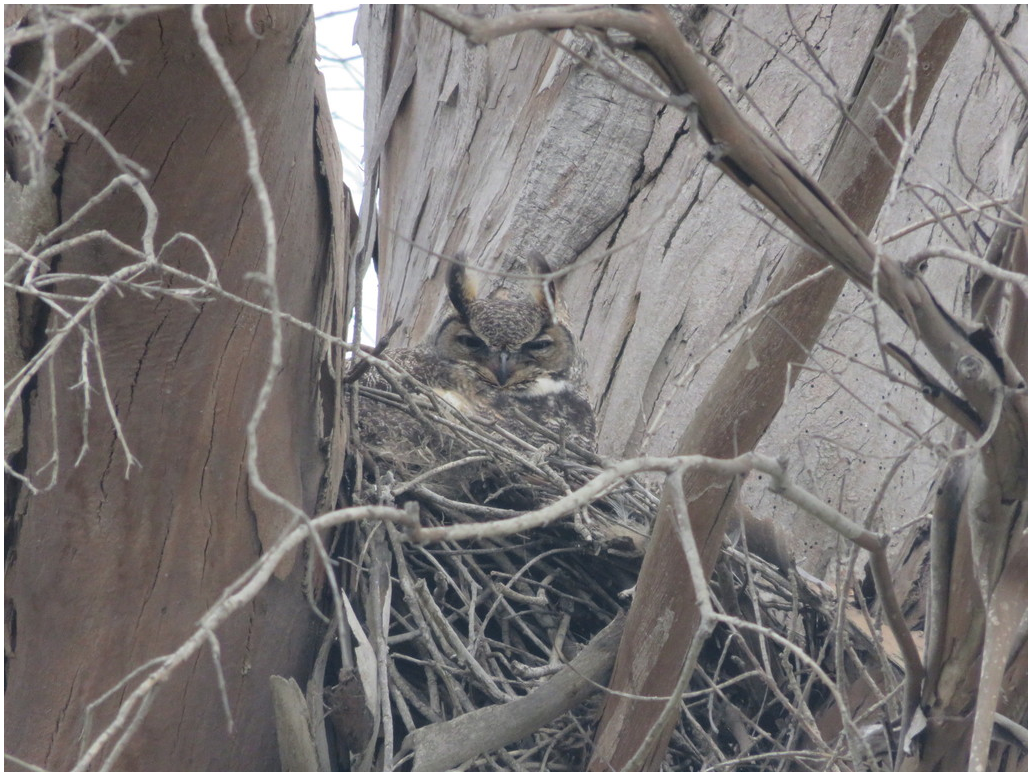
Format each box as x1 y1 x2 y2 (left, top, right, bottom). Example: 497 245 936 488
597 293 638 413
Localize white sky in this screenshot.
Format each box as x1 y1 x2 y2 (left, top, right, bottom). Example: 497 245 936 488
313 4 365 198
314 4 379 343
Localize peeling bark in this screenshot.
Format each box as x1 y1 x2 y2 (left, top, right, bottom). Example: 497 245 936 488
357 3 1025 770
5 6 352 769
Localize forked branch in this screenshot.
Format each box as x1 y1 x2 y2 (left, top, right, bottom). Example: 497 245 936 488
416 4 1025 500
416 4 1026 770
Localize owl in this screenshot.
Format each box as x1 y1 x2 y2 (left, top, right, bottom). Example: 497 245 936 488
353 259 597 511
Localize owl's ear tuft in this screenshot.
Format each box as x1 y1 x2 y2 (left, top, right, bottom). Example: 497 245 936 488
447 257 478 321
526 251 557 318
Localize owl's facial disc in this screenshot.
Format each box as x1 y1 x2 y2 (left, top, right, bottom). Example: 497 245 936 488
484 336 558 387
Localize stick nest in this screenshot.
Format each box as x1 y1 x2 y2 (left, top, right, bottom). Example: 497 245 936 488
323 372 902 771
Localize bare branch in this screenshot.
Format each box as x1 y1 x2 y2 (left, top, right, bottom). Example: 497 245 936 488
964 4 1028 97
72 505 413 770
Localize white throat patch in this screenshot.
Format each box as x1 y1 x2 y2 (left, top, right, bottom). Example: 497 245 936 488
522 376 570 396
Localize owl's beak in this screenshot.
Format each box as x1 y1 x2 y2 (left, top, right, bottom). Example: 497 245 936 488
488 350 512 386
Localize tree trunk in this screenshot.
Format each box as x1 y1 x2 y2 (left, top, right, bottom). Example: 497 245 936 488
359 3 1025 770
5 5 352 769
590 7 968 767
361 8 1022 553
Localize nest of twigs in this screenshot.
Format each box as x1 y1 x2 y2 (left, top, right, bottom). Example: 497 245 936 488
320 371 903 771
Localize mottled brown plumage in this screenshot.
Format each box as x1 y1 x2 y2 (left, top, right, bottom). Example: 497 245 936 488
355 261 596 510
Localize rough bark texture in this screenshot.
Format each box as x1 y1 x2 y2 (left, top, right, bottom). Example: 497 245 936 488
587 6 970 767
363 5 1024 560
5 6 351 770
359 3 1025 770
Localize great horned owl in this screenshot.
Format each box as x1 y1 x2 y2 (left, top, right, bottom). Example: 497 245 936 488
433 262 596 452
354 259 596 511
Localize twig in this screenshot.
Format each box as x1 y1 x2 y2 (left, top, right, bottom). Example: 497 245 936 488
963 5 1028 96
73 505 413 770
404 612 626 771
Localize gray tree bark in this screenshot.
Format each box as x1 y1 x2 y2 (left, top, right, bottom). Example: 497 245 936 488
358 3 1025 770
362 3 1023 575
5 5 352 769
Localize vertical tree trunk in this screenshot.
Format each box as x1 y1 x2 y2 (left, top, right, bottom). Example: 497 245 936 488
359 3 1024 769
360 8 1020 540
5 5 351 769
590 8 968 767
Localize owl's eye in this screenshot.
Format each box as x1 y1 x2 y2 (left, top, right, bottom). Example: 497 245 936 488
523 338 553 353
456 333 486 350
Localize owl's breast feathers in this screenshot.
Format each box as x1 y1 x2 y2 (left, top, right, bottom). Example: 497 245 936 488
493 376 597 453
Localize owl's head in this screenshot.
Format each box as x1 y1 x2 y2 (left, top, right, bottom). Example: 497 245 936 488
434 260 576 389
